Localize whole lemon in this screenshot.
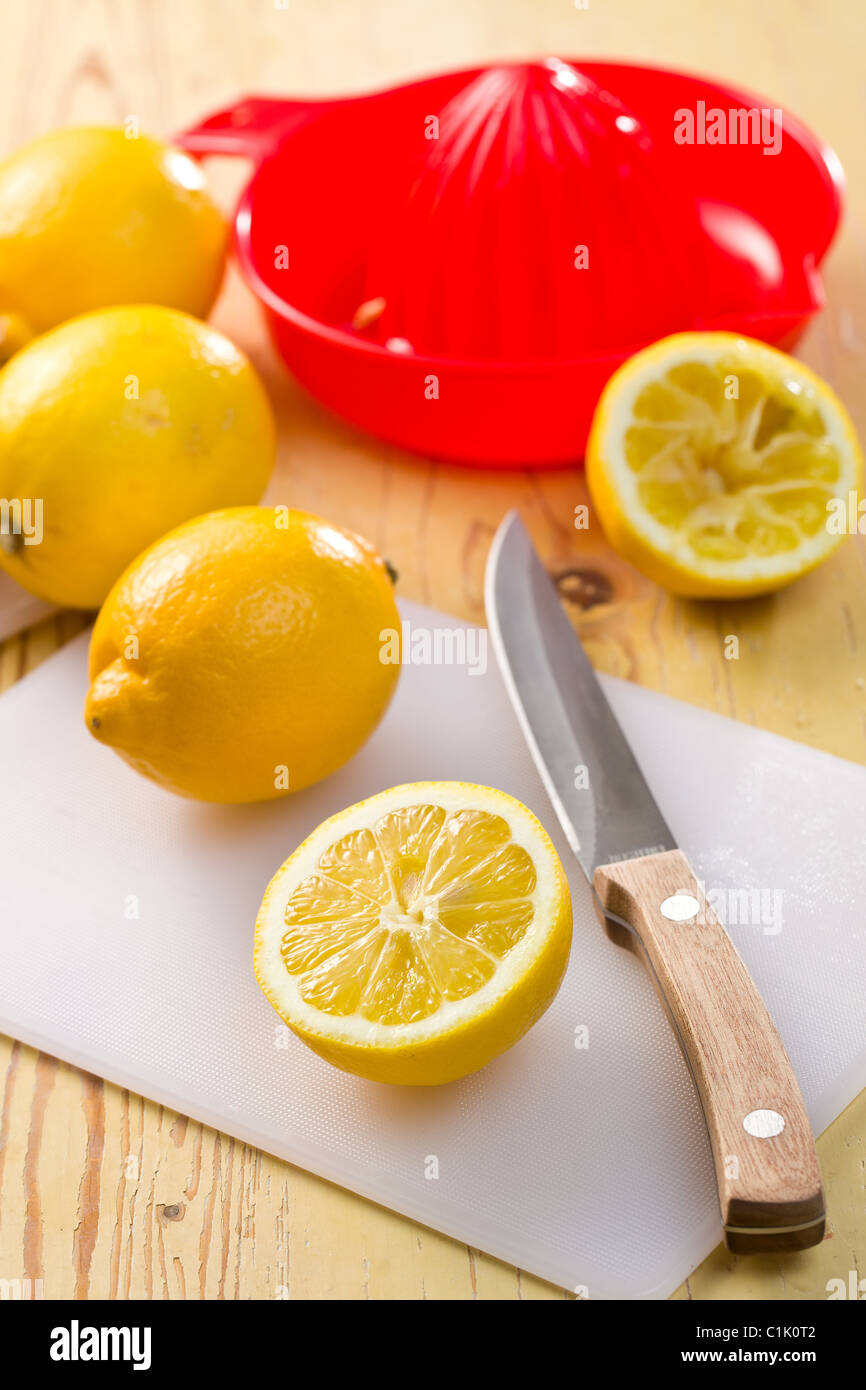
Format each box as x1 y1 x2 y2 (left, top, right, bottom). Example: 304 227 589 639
85 507 402 803
0 305 276 608
0 127 226 333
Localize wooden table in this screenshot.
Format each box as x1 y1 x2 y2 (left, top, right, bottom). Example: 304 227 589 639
1 0 864 1300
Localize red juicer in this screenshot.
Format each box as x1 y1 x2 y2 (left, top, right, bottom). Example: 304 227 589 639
178 58 843 468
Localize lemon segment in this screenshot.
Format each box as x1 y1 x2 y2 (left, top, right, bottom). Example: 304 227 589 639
254 783 573 1085
586 333 862 598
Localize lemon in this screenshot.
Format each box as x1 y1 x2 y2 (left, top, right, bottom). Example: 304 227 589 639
254 783 573 1085
0 305 275 608
86 507 401 803
0 127 226 333
586 333 862 598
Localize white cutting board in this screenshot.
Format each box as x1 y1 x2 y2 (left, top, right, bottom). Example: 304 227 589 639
0 569 55 640
1 600 865 1300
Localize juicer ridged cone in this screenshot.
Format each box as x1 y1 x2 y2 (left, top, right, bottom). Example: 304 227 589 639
363 59 704 361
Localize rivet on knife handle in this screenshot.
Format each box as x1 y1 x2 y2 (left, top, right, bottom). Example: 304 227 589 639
593 848 825 1254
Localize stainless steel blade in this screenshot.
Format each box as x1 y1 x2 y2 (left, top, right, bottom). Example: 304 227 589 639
484 511 676 879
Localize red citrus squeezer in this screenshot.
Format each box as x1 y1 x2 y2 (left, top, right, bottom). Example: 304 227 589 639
177 58 843 468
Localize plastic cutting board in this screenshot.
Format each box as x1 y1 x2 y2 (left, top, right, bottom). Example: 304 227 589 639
1 600 865 1299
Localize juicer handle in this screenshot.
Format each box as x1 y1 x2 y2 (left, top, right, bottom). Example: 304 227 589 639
175 96 330 161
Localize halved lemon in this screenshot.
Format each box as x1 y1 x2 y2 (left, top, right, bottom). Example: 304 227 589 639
254 783 572 1085
586 332 862 598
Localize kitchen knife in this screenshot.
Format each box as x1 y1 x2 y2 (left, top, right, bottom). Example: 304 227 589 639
485 511 825 1254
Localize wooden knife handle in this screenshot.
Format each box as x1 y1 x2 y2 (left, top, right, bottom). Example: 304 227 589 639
593 848 824 1254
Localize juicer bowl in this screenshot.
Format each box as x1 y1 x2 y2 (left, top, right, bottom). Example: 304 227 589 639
178 59 843 468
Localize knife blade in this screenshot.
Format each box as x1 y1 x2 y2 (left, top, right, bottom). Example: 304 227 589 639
484 510 825 1254
484 510 676 876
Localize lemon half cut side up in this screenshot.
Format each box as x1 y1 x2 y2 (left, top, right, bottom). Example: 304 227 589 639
254 782 573 1085
586 333 862 599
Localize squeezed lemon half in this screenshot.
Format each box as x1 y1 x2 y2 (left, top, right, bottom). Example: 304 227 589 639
586 332 862 598
254 783 573 1085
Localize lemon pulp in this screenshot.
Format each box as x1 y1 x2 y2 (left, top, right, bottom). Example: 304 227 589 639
281 804 536 1026
625 358 839 563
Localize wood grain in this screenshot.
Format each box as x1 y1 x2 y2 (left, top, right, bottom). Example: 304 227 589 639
1 0 865 1300
594 849 824 1254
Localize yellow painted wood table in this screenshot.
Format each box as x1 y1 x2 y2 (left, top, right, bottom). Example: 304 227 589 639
1 0 865 1300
